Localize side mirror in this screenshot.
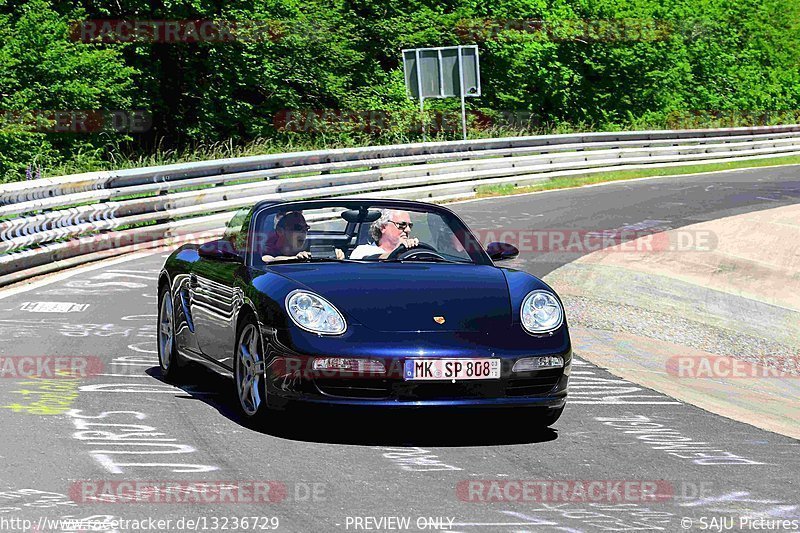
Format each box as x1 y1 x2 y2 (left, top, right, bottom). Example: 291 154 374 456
198 240 242 262
486 242 519 261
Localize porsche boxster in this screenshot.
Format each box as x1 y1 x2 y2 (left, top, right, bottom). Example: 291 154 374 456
157 199 571 425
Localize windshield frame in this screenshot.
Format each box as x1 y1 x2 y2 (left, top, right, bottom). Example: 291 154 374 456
246 199 493 268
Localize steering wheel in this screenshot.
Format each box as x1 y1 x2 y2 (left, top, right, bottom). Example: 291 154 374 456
386 241 447 261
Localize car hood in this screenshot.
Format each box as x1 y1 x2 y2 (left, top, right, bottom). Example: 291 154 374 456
269 263 512 332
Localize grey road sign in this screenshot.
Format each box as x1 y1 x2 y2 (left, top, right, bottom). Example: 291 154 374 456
402 45 481 99
402 45 481 140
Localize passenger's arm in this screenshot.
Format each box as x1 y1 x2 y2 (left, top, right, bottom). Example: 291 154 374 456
262 251 312 262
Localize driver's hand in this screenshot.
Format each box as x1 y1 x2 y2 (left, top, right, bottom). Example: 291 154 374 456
295 251 312 260
335 248 345 260
398 237 419 250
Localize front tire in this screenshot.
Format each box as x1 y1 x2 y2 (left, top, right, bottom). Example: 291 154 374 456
234 316 268 420
158 287 184 382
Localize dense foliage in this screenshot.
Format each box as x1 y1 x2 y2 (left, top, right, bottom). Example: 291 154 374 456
0 0 798 180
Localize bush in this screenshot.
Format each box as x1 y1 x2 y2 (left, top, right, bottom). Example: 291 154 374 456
0 0 798 179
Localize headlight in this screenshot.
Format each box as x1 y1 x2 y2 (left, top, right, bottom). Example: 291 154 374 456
286 290 346 335
521 290 563 334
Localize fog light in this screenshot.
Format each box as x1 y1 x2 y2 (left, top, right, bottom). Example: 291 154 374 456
312 357 386 374
512 356 564 372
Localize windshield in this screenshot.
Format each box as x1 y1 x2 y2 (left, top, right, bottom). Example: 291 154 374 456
249 202 488 267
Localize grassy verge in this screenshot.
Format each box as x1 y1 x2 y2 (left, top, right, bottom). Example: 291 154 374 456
33 118 608 179
474 155 800 198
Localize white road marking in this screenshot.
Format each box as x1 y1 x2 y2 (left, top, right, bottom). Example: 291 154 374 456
67 409 218 474
104 269 160 274
374 446 463 472
451 523 554 527
568 362 682 405
585 220 671 240
121 314 156 321
20 301 89 313
0 250 160 300
596 415 766 465
127 343 157 354
96 374 151 378
78 383 179 393
570 400 680 404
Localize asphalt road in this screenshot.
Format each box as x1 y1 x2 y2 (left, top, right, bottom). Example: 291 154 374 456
0 166 798 533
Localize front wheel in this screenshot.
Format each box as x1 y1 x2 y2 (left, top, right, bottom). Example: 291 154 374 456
234 317 268 420
158 288 184 382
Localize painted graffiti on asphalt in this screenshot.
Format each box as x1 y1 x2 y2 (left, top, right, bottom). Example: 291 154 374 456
66 409 219 474
595 415 765 465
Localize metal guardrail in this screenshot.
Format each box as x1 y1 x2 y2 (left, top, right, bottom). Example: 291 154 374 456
2 124 800 287
4 125 800 207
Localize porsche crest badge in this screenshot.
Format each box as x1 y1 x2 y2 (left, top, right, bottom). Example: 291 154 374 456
433 316 446 324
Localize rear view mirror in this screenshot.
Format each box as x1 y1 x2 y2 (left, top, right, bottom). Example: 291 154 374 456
198 240 242 262
341 208 382 223
486 242 519 261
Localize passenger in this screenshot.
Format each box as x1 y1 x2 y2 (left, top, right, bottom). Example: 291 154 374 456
350 209 419 259
262 211 344 262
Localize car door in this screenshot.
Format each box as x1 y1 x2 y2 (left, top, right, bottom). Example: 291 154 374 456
190 208 251 368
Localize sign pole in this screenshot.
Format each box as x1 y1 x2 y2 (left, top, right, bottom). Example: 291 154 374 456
457 46 467 141
415 49 425 142
420 97 425 142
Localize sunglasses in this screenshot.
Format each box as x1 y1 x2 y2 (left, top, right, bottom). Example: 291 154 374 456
287 223 310 232
389 220 413 231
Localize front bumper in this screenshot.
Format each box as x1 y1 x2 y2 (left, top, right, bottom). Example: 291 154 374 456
263 350 571 409
259 322 571 409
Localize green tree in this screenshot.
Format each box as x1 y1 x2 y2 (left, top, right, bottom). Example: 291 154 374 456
0 0 138 181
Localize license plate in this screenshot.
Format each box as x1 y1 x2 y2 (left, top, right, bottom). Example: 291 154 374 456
404 358 501 381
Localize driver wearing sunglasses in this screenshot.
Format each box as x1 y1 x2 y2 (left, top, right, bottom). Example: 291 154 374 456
262 211 345 262
350 209 419 260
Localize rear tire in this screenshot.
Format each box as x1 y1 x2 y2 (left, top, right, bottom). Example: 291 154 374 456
158 287 185 382
234 316 269 421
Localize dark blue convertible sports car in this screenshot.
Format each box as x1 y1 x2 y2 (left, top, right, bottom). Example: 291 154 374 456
157 199 571 425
